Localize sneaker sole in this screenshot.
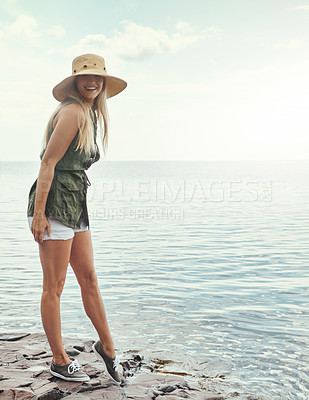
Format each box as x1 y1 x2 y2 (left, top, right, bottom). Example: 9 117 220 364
92 343 121 385
50 369 90 382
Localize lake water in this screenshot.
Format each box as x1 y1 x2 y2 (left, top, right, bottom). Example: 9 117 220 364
0 160 308 399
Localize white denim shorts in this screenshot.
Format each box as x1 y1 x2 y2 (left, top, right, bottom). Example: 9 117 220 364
27 216 89 241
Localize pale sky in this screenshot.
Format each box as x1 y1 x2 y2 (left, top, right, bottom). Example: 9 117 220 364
1 0 308 161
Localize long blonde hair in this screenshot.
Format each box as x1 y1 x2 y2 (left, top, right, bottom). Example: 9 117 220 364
42 77 109 156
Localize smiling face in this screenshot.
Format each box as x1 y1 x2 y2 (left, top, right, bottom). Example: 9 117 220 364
76 74 104 105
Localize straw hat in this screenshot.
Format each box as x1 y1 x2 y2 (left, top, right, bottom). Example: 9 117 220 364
52 54 127 101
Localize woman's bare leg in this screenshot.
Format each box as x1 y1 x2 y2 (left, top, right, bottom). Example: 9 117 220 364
69 230 116 358
39 238 73 365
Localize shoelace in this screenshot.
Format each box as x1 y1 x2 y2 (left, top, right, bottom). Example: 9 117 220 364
68 359 81 375
112 357 119 371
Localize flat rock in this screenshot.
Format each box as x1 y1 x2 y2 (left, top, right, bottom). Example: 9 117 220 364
0 332 225 399
0 378 35 391
30 379 59 395
132 371 186 386
0 333 30 341
1 387 34 400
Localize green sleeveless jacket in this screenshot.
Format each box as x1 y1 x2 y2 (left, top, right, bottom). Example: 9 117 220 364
27 100 100 229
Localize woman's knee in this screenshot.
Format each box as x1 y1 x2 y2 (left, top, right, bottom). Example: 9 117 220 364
42 278 66 298
79 270 98 291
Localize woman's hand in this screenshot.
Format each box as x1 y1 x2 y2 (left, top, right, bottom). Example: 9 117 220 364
31 211 51 244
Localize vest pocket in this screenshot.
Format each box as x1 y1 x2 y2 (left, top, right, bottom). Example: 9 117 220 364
53 173 85 225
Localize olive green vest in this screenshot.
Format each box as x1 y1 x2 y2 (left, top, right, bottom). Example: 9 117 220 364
27 100 100 229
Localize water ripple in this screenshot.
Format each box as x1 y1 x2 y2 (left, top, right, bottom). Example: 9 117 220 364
0 160 309 400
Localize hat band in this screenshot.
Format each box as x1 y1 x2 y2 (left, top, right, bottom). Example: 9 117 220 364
73 63 107 75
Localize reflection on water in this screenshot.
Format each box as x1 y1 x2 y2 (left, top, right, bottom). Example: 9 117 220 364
0 160 309 400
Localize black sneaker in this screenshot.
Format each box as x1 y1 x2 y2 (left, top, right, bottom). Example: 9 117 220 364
50 359 90 382
92 341 121 385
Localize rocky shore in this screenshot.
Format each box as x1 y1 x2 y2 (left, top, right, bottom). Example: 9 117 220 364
0 333 225 399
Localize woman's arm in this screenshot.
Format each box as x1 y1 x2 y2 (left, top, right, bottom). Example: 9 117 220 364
31 103 84 244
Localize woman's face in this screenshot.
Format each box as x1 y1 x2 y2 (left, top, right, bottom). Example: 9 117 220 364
76 75 104 104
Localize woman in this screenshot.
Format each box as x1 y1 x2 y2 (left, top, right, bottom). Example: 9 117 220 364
27 54 127 383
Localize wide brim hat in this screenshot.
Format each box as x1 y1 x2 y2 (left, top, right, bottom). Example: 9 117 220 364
52 53 127 101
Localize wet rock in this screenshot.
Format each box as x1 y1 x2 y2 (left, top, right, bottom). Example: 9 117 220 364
160 384 177 393
121 360 131 371
120 353 144 378
65 347 80 357
0 333 30 341
73 345 85 352
83 340 95 353
0 333 225 399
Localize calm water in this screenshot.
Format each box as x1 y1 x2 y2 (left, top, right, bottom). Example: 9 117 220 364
0 160 308 399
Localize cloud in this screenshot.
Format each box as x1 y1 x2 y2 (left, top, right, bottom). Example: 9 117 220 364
274 38 305 50
70 20 209 60
290 5 309 10
0 15 66 42
175 20 193 34
48 25 66 37
0 0 20 18
6 14 40 38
